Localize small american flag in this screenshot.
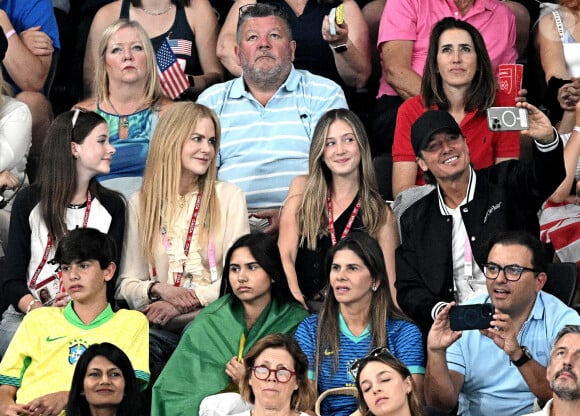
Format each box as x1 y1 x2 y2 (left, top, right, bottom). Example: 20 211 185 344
168 39 192 56
157 39 189 99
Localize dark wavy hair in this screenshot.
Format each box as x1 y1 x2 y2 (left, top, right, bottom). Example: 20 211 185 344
54 228 117 270
421 17 496 112
318 231 412 370
220 233 297 305
66 343 142 416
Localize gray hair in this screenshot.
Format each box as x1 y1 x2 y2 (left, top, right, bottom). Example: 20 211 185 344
236 3 293 43
551 325 580 358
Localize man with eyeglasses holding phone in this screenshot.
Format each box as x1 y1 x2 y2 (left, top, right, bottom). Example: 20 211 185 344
425 231 580 416
395 102 566 337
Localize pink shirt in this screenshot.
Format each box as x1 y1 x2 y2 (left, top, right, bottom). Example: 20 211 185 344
377 0 517 97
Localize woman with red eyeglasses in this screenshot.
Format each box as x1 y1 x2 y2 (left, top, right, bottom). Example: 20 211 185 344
235 333 316 416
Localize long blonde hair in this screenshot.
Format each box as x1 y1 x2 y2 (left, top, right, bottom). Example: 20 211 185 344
95 19 161 105
298 109 389 249
139 102 221 263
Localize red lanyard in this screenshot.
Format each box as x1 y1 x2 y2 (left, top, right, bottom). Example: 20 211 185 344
172 192 202 287
326 192 361 246
29 191 93 290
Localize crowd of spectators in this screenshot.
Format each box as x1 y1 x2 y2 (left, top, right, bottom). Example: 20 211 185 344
0 1 579 416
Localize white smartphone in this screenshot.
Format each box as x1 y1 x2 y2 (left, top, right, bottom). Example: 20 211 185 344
486 107 529 131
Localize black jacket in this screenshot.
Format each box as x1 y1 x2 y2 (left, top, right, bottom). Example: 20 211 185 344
395 140 565 335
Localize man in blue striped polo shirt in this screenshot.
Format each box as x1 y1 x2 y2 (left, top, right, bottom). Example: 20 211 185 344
198 3 347 234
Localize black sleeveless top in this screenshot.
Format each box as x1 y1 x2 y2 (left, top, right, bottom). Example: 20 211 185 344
294 196 364 300
120 0 202 76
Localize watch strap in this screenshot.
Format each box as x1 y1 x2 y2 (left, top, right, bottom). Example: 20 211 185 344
512 346 532 367
332 43 347 53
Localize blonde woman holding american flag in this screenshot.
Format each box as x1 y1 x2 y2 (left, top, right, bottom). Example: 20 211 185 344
84 0 224 100
76 19 174 198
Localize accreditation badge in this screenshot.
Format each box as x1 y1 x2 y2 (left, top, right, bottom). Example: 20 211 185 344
34 275 60 305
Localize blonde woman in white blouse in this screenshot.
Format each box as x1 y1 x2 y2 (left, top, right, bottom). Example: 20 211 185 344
117 102 249 372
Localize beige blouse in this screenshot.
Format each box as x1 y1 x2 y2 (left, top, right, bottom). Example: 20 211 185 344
116 181 250 311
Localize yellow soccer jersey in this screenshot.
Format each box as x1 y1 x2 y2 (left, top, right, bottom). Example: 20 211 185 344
0 303 149 408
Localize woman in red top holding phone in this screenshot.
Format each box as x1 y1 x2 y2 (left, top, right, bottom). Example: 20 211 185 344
392 17 520 199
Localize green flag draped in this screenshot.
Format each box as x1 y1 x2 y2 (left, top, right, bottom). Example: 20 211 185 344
151 295 308 416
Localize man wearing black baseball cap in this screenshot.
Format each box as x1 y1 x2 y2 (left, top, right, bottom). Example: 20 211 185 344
395 102 565 336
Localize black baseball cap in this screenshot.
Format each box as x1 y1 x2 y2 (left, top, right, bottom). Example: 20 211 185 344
411 110 462 156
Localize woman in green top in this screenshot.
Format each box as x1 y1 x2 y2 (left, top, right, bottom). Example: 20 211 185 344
151 233 309 416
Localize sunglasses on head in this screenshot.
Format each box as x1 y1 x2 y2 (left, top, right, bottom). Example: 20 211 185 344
348 347 396 380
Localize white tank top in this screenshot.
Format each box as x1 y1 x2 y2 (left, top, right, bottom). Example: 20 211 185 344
552 9 580 78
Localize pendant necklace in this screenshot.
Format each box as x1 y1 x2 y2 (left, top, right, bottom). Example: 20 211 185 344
107 98 131 131
107 98 148 135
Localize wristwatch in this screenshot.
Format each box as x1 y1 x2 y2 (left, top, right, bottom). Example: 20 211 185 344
147 281 161 302
511 346 532 367
332 43 348 54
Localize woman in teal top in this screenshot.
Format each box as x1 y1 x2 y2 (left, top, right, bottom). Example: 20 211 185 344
76 19 173 197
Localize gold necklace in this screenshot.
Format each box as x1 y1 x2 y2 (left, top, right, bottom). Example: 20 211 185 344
141 4 173 16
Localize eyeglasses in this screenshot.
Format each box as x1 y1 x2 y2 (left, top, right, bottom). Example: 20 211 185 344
483 262 537 282
251 365 296 383
348 347 396 380
238 4 255 17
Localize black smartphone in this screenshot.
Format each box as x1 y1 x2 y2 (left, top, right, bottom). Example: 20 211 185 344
449 303 494 331
486 107 529 131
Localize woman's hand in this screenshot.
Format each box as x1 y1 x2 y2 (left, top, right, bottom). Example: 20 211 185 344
143 300 180 327
321 14 349 50
291 290 308 310
0 171 18 190
558 78 580 111
52 292 70 308
515 88 528 103
153 283 200 313
225 357 246 384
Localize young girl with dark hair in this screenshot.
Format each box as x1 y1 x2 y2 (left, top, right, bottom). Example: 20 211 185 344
0 109 125 357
